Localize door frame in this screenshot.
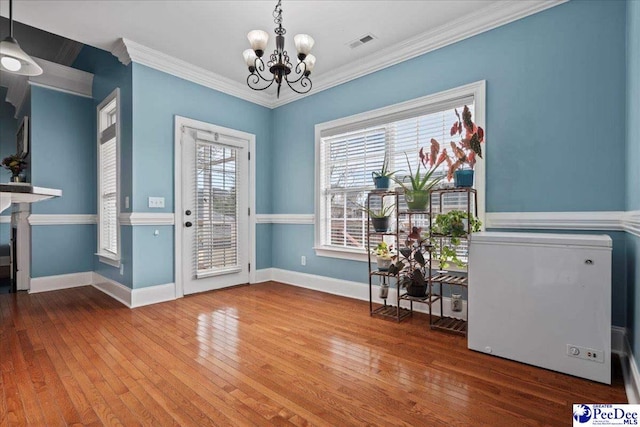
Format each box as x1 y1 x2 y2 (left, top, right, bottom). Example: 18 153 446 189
174 115 256 298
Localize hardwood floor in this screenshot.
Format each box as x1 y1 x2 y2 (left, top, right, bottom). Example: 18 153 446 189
0 282 627 426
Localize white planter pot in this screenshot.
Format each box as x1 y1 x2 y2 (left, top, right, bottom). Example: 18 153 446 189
376 256 392 271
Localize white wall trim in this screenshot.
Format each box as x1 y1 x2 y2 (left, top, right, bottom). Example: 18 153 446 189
0 216 10 224
613 327 640 404
486 211 626 231
31 57 93 98
255 214 314 225
119 212 175 226
107 2 566 110
29 271 93 294
92 272 132 307
623 211 640 238
112 38 272 108
28 214 98 226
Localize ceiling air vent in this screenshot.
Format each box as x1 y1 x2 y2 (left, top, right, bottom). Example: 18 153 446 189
348 34 376 49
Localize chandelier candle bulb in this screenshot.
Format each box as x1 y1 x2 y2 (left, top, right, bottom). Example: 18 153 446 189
247 30 269 56
294 34 315 58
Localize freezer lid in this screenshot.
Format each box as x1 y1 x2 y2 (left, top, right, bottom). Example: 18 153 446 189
470 231 612 248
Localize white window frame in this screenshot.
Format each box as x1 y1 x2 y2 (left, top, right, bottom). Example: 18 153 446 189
96 88 121 267
314 80 486 261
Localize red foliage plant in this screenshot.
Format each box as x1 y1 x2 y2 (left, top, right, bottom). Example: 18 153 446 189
418 105 485 181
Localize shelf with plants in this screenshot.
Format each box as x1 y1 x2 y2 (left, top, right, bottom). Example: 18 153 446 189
425 104 485 336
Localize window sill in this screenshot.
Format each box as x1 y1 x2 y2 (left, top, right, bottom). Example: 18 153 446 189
314 246 368 262
96 253 121 268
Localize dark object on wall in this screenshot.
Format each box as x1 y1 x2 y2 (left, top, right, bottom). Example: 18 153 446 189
17 116 29 155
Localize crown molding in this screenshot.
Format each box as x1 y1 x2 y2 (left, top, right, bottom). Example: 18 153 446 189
119 212 175 226
485 211 625 231
111 38 274 108
273 0 568 107
1 57 93 117
108 1 565 110
30 58 93 98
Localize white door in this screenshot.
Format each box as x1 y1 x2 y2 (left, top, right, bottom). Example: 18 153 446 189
181 125 250 294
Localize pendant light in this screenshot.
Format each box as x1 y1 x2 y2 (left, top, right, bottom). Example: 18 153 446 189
0 0 43 76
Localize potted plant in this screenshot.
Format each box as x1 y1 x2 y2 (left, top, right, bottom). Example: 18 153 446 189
389 226 430 297
371 155 397 190
2 153 28 182
371 241 395 271
421 105 485 188
431 210 482 269
361 204 394 232
393 153 442 210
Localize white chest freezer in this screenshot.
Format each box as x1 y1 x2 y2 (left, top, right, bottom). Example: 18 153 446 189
468 232 612 384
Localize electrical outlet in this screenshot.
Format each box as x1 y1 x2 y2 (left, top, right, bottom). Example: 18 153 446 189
301 256 306 266
567 344 604 363
148 197 165 208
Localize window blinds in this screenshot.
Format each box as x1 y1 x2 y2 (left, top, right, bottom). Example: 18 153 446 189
100 134 117 254
319 100 476 251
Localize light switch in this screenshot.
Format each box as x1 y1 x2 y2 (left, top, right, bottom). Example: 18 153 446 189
148 197 165 208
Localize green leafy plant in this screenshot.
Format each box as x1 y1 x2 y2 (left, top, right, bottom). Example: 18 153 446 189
392 152 443 192
370 241 396 260
431 210 482 269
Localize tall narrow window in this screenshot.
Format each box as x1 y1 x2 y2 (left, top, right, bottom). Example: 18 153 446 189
97 89 120 266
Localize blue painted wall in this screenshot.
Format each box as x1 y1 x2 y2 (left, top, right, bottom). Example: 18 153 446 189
29 86 95 278
270 1 628 324
129 63 272 288
74 45 134 286
626 0 640 356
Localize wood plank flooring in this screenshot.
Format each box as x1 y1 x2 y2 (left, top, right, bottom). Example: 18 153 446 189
0 281 627 426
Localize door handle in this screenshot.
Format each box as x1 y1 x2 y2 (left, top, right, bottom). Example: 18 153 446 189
185 221 193 228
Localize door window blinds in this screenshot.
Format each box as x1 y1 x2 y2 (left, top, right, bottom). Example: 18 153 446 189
195 140 239 277
98 92 119 258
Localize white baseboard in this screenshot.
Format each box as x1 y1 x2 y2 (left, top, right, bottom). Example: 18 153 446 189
29 271 93 294
92 272 176 308
263 268 466 318
619 330 640 404
612 326 627 355
254 268 274 283
131 282 176 307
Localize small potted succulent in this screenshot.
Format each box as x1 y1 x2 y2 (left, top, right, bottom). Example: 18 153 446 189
393 153 442 210
361 204 395 232
2 153 28 182
371 155 397 190
420 105 485 188
371 241 395 271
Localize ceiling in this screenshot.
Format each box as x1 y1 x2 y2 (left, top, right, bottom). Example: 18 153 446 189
0 0 563 105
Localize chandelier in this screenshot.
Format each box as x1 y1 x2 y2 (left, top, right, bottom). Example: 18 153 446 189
243 0 316 98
